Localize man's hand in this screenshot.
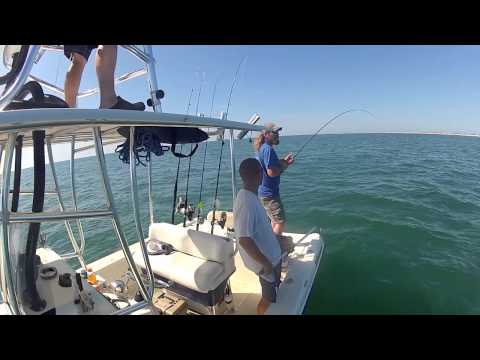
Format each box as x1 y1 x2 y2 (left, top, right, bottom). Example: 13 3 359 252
261 261 273 275
239 236 274 275
283 152 294 166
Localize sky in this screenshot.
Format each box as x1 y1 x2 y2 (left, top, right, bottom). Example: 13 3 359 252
3 45 480 167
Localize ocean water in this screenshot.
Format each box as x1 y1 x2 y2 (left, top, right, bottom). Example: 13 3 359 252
13 133 480 314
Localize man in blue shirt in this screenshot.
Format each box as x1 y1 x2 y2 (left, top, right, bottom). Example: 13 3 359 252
255 123 295 254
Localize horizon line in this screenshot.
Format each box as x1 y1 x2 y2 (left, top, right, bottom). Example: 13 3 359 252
279 131 480 138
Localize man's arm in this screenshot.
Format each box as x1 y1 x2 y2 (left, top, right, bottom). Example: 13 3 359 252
266 153 294 177
266 159 288 177
239 237 273 274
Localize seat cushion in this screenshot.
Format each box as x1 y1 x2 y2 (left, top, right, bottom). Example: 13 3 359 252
148 222 233 264
132 249 235 294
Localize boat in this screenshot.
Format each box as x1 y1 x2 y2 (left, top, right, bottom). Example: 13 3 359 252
0 45 325 315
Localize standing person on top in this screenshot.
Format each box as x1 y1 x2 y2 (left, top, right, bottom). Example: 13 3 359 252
63 45 145 110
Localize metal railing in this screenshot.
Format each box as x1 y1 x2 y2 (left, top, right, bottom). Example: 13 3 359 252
0 43 251 315
28 68 147 99
0 43 160 314
0 46 41 111
1 45 151 103
1 133 20 314
92 127 153 304
46 138 86 267
69 136 87 258
129 126 154 300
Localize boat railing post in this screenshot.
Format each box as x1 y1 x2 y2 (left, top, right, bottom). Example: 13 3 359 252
129 126 154 299
92 127 152 303
121 45 151 64
144 45 162 112
0 142 5 304
0 45 40 111
70 136 86 255
148 160 154 224
226 127 237 298
143 45 160 226
228 127 237 208
46 138 86 269
1 133 19 314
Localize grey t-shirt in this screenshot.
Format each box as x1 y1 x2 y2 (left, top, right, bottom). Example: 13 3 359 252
234 189 282 276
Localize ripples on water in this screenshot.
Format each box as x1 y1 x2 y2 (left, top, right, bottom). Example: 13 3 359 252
14 134 480 314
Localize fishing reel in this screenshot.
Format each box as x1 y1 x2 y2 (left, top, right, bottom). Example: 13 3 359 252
217 212 227 229
175 196 195 221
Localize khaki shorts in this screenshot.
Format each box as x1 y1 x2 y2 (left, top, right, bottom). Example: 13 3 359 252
259 262 282 303
261 196 286 224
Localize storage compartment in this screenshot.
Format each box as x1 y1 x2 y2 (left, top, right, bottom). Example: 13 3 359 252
153 291 188 315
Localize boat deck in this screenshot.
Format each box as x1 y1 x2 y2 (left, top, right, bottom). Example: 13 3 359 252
228 231 324 315
179 221 324 314
17 224 325 315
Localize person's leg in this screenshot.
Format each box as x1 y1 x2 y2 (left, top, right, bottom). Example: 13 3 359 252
262 197 292 253
64 53 87 108
257 267 280 315
95 45 145 111
96 45 118 109
257 297 271 315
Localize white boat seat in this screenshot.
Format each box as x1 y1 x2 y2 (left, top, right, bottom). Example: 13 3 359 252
132 222 235 294
133 251 231 293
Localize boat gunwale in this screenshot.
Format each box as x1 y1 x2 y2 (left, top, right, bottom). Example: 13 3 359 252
0 108 265 133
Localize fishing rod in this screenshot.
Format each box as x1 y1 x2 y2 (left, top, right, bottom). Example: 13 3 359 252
225 56 247 120
209 72 222 119
210 134 225 235
171 88 194 224
183 75 205 227
182 80 204 227
195 72 225 230
293 109 376 160
194 72 205 117
182 143 194 227
210 58 246 234
195 141 208 230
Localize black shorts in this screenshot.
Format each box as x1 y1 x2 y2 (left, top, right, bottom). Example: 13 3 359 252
261 196 286 224
64 45 98 61
259 262 282 303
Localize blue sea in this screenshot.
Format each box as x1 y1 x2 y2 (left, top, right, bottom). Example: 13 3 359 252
14 133 480 314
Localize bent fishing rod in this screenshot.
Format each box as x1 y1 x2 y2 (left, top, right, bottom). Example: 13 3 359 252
225 56 247 119
293 109 376 160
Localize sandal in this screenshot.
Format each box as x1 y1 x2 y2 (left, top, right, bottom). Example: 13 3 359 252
108 96 145 111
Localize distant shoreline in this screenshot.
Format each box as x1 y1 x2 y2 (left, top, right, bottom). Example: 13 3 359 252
284 132 480 138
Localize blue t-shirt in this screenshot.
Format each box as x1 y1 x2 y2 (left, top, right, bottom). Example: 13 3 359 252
257 143 280 198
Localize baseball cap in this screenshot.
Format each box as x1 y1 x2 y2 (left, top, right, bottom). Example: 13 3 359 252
263 122 283 134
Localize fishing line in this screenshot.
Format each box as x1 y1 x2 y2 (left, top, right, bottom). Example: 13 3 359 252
293 109 377 160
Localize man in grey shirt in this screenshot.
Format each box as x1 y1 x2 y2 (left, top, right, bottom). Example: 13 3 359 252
234 158 282 315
